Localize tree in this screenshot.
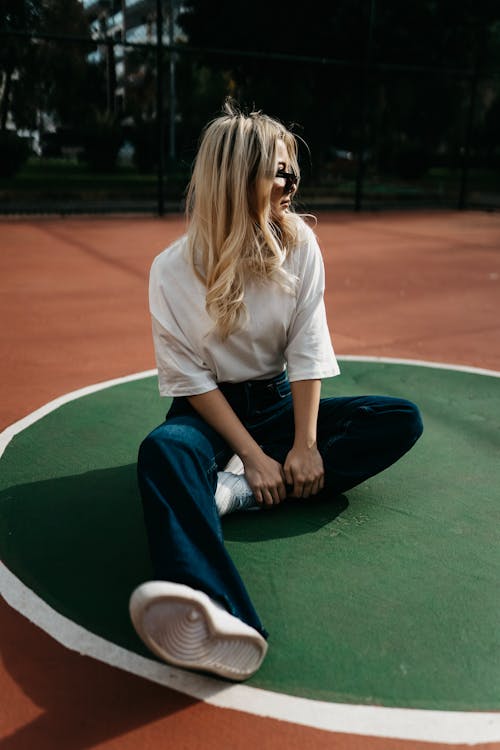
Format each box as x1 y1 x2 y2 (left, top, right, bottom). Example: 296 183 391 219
37 0 93 127
1 0 105 137
0 0 41 130
177 0 500 182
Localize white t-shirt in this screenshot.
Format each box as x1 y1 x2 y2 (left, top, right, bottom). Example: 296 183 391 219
149 220 340 397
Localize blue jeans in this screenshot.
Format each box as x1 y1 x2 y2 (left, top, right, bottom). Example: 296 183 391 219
137 371 423 638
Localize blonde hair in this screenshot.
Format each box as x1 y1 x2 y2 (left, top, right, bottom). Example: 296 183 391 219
186 99 302 340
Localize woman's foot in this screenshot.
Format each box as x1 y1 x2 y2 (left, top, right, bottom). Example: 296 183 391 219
129 581 268 681
215 454 259 516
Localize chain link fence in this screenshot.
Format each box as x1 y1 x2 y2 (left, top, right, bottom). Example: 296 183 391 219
1 2 499 215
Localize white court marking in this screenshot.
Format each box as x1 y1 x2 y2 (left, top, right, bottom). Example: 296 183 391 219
1 358 499 745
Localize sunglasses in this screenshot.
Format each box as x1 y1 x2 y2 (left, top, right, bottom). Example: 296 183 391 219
275 169 298 194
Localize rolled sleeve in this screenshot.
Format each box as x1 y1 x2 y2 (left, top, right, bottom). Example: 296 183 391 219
149 251 217 397
151 316 217 396
285 231 340 382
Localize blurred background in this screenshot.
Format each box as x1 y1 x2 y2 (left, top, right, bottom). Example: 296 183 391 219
1 0 499 215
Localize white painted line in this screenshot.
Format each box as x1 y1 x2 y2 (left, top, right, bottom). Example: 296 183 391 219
338 354 500 378
1 359 499 744
0 369 157 459
1 357 498 460
1 563 499 744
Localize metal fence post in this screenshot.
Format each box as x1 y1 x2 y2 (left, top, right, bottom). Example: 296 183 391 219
168 0 176 162
355 0 376 212
459 34 481 211
156 0 165 216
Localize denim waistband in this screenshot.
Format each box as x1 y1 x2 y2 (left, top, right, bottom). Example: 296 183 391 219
218 370 288 398
217 370 290 419
167 370 290 423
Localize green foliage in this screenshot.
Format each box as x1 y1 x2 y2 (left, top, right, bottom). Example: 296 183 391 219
0 130 30 177
178 0 500 183
81 114 123 172
0 0 40 130
393 143 431 181
482 92 500 166
1 0 500 204
128 120 158 173
1 0 96 133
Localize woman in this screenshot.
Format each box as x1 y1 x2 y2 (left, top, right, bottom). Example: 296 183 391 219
129 100 423 681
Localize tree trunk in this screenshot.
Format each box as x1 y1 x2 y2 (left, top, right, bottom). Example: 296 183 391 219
0 66 14 132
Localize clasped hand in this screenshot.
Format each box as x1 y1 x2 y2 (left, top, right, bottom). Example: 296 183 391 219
243 445 324 507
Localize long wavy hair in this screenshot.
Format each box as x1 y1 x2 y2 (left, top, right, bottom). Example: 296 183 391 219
186 99 302 340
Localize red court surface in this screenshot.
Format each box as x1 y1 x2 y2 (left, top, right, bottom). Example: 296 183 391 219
1 210 499 749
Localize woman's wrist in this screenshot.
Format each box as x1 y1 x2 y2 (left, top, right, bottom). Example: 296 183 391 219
238 441 265 464
289 379 321 452
292 436 318 451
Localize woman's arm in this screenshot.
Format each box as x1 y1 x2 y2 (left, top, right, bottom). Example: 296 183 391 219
187 389 287 507
283 379 325 498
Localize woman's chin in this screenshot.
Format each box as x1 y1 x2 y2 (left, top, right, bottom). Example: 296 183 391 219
272 204 290 219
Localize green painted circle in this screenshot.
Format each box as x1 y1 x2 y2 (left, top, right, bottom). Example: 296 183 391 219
1 361 499 710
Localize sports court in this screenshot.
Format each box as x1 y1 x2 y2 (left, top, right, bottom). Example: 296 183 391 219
1 210 499 749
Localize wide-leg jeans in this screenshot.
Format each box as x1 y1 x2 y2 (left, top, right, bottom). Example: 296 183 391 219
137 371 423 638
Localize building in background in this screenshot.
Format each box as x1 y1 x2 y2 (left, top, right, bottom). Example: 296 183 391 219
81 1 181 117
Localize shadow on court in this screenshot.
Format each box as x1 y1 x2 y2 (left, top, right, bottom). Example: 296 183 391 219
0 464 348 657
222 495 349 542
1 596 198 750
2 361 500 711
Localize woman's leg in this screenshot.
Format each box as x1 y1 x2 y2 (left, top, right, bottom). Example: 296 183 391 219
137 413 267 637
252 395 423 497
316 395 423 495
